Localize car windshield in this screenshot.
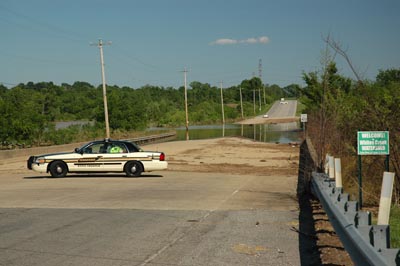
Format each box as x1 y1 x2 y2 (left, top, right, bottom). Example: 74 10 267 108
75 144 87 153
75 141 102 152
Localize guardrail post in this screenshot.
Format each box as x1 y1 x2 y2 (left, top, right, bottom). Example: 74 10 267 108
372 225 390 250
356 211 372 226
337 193 349 211
328 156 335 179
329 185 341 201
357 225 373 244
346 201 358 212
325 154 329 174
378 172 395 225
334 158 342 188
345 201 358 224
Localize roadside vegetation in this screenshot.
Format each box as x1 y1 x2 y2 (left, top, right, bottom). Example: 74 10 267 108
390 205 400 247
297 38 400 245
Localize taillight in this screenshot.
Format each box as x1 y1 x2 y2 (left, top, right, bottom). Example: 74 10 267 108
159 153 165 161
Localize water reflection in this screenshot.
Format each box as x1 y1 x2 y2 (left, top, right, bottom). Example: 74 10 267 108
149 123 302 144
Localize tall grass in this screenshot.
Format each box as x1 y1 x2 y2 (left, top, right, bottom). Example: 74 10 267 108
390 205 400 248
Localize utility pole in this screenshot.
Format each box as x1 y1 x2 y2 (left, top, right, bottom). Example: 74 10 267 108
92 39 111 139
253 89 256 115
239 87 244 119
182 68 189 140
259 59 266 105
220 81 225 137
258 59 262 111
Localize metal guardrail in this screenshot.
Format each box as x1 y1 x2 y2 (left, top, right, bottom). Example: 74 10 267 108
0 132 177 160
312 172 400 266
124 132 176 145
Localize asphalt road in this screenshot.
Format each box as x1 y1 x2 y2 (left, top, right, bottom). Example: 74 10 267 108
238 100 298 125
266 100 298 118
0 140 301 266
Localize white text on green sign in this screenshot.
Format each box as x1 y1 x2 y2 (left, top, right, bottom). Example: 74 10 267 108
357 131 389 155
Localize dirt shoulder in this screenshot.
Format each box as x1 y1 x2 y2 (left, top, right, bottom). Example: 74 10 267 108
147 137 300 176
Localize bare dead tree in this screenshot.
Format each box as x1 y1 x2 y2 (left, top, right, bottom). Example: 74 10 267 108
317 45 330 170
323 35 364 85
315 39 339 170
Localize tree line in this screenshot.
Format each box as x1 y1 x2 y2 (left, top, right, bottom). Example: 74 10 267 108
0 78 296 146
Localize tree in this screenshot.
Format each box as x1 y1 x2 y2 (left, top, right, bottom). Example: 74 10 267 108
240 77 262 102
0 87 48 144
265 84 283 101
283 84 301 98
0 84 7 95
376 68 400 86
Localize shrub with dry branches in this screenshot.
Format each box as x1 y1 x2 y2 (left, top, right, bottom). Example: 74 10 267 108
300 39 400 205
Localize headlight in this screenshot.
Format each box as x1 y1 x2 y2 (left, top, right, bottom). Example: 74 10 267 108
34 157 45 164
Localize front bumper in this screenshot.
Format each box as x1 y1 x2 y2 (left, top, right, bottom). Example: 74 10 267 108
27 156 47 173
27 156 35 170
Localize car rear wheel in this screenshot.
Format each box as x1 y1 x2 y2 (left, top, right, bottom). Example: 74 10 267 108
49 161 68 178
125 161 143 177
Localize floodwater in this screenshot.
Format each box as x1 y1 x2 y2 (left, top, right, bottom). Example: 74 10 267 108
55 121 303 144
55 120 94 130
150 122 303 144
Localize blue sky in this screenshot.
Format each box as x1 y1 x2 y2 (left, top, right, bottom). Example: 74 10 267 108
1 0 399 88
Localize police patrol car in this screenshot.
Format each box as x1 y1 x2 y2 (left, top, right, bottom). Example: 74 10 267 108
27 139 168 177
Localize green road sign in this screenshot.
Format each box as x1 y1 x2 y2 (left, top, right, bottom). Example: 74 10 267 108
357 131 389 155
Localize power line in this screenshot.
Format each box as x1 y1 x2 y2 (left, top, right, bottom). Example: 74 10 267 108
112 43 161 71
0 3 87 43
0 51 90 66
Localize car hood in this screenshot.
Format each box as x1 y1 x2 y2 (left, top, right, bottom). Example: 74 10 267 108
33 152 75 158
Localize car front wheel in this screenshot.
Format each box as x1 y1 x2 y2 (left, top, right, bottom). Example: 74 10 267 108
125 161 143 177
49 161 68 178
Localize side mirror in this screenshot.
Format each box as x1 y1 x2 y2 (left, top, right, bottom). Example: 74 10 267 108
74 148 82 154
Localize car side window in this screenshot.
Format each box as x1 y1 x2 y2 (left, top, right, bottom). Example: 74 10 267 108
99 144 108 153
83 143 104 154
108 143 127 153
126 142 141 152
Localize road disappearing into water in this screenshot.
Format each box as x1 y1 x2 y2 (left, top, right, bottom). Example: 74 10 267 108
237 100 298 125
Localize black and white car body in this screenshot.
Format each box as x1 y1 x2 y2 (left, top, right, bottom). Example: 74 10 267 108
27 139 168 177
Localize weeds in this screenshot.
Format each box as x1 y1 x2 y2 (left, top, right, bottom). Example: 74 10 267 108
390 205 400 248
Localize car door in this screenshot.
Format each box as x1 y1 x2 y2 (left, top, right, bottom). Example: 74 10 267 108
68 142 107 172
102 142 128 172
